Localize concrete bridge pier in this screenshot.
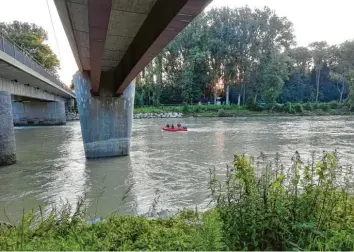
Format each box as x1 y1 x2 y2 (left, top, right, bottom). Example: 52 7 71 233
12 99 66 126
73 72 135 159
0 91 16 166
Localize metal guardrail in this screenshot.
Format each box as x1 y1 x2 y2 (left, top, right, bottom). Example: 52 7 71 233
0 32 74 96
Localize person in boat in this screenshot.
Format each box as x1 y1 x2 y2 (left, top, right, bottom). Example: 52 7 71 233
177 123 182 128
171 124 175 129
165 124 170 128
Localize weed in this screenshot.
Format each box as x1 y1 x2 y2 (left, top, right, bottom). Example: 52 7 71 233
210 151 354 251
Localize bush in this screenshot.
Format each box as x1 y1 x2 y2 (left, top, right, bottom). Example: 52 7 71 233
217 109 232 117
273 103 283 112
134 105 245 115
320 103 330 112
210 151 354 251
303 102 314 111
247 104 264 112
293 103 304 113
313 102 320 110
0 206 224 251
182 105 191 113
282 102 296 114
340 104 350 112
329 101 339 109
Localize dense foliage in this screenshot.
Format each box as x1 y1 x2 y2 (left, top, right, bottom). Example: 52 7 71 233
136 7 354 108
0 203 223 250
1 152 354 250
0 21 60 75
210 151 354 250
134 101 352 117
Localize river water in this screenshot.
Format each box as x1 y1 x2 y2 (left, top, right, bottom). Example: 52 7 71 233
1 116 354 221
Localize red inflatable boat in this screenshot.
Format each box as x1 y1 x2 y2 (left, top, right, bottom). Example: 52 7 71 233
162 127 188 132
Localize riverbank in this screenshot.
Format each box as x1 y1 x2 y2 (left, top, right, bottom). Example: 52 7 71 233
134 102 354 119
66 103 352 121
1 151 354 251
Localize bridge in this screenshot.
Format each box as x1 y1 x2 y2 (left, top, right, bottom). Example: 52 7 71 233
53 0 212 159
0 33 76 166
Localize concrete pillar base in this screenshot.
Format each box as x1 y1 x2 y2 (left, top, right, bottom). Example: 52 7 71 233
85 138 130 158
73 72 135 159
0 91 16 166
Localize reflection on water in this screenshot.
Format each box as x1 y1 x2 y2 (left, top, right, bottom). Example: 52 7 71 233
1 116 354 221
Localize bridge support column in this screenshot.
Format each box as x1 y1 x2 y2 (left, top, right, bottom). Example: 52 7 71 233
73 72 135 159
0 91 16 166
12 100 66 126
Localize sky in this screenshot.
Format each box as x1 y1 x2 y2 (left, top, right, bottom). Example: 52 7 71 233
0 0 353 84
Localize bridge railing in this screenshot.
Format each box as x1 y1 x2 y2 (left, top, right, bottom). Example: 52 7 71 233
0 32 74 95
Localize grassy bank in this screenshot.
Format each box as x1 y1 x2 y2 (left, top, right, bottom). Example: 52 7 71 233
134 102 353 117
1 151 354 250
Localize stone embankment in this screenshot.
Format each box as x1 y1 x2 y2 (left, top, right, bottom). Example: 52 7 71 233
133 112 183 119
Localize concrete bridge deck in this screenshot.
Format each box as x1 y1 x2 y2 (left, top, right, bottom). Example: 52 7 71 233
0 33 75 100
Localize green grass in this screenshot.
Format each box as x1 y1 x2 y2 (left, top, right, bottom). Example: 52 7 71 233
0 207 223 251
1 151 354 250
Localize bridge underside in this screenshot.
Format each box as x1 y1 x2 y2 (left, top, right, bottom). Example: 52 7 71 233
55 0 211 95
0 52 74 100
0 76 67 127
55 0 211 159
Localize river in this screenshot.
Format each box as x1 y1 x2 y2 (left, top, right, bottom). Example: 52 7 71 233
1 116 354 221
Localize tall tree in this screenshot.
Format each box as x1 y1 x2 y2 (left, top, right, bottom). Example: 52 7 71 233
0 21 60 74
164 13 211 104
134 6 354 107
260 53 290 108
288 47 312 73
309 41 329 102
347 70 354 110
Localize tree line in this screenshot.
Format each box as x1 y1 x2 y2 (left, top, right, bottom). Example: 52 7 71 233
135 6 354 109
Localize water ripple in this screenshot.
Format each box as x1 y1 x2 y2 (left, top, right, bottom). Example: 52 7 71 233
1 116 354 220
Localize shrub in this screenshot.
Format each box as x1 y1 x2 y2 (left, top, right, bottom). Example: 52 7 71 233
329 101 339 109
303 102 314 111
273 103 283 112
320 103 330 112
313 102 320 110
247 104 264 112
210 151 354 251
341 104 350 112
282 102 296 114
264 103 273 111
293 103 304 113
182 105 191 113
217 109 232 117
0 207 224 251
